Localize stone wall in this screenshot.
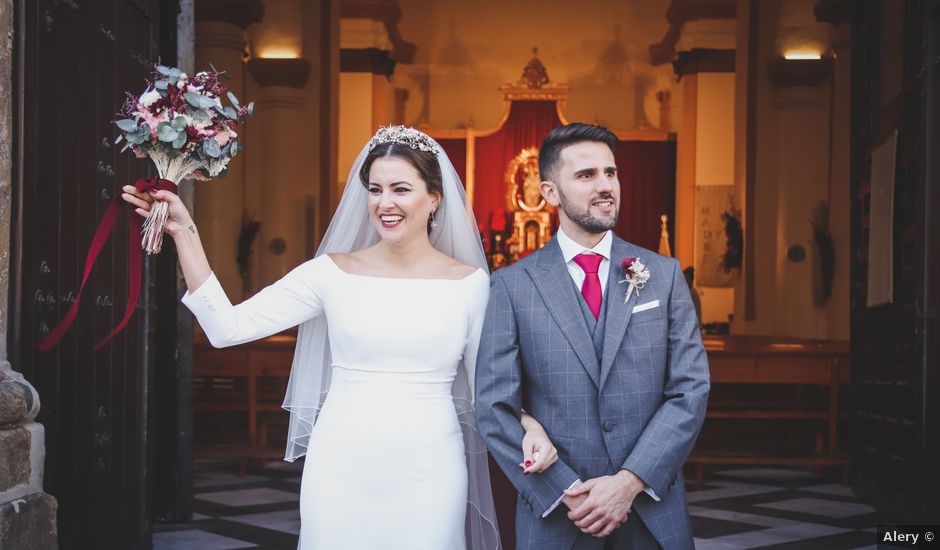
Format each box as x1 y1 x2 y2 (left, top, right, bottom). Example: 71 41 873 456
0 0 58 547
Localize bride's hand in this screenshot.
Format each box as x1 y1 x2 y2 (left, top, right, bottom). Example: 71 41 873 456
519 422 558 475
121 185 194 238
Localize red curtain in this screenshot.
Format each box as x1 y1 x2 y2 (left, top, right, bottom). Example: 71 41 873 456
473 101 563 224
613 141 676 252
436 105 676 255
437 138 467 184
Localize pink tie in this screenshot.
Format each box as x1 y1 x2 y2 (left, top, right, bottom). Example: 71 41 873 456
573 253 603 320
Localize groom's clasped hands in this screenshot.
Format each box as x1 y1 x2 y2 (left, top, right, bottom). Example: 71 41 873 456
563 469 646 538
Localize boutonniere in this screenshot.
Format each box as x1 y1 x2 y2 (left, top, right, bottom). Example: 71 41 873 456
619 257 651 303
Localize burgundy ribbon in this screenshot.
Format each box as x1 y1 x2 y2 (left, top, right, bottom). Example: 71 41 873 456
37 177 178 352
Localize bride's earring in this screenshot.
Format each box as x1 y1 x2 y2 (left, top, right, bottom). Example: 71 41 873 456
429 209 438 229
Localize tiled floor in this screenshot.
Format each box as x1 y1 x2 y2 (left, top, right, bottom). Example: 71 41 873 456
152 461 893 549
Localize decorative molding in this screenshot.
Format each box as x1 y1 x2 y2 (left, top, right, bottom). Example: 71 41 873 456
247 58 312 89
496 84 570 103
814 0 853 27
497 49 569 100
767 57 833 89
195 0 264 28
673 48 735 78
649 0 736 65
340 48 395 76
341 0 416 63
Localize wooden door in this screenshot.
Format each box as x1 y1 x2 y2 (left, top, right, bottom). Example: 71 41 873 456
11 0 183 547
849 0 940 521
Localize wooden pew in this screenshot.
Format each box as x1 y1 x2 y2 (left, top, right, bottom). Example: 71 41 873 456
193 333 295 468
688 335 851 482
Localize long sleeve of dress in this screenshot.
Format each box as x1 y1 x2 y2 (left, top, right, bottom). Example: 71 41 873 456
181 256 329 348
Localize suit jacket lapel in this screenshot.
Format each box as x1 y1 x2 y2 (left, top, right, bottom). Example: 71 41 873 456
526 239 601 388
600 237 642 387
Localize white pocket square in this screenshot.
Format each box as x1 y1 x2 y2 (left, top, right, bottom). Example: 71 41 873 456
632 300 660 313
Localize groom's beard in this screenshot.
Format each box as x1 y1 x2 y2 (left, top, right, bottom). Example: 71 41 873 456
557 188 618 234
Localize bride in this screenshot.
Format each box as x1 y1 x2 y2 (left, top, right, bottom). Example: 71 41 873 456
121 126 559 549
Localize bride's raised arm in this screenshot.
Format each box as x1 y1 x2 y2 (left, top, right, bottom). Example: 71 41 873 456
122 185 211 292
121 185 326 348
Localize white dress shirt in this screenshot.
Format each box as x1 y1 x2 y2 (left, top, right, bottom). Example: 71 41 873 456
556 226 613 297
542 227 659 517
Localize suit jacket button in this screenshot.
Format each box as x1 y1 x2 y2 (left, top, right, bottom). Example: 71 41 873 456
603 421 615 432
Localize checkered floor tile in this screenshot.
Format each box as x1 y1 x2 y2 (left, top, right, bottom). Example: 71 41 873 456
152 462 896 549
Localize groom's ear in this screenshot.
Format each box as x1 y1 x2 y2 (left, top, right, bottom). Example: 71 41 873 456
540 180 561 207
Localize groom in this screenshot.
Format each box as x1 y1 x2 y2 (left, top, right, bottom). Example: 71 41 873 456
476 123 709 549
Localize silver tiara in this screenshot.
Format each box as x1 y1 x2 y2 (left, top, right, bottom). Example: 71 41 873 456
367 125 439 156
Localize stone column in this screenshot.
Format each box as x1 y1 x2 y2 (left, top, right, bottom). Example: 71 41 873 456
767 56 833 338
671 15 737 327
247 58 311 287
338 0 415 199
195 0 264 299
0 0 56 547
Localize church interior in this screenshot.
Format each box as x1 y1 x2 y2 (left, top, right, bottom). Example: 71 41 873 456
2 0 938 548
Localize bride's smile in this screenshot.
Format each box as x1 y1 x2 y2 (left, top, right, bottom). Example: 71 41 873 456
366 155 441 243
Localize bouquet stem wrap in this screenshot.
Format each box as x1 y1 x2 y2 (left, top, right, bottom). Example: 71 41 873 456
141 151 201 253
37 177 177 353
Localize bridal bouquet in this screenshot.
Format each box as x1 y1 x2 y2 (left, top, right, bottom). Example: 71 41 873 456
115 65 253 253
36 66 253 353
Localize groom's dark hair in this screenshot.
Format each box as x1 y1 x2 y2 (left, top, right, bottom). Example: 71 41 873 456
538 123 618 183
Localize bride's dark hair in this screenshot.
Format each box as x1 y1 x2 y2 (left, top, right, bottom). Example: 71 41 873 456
359 142 443 197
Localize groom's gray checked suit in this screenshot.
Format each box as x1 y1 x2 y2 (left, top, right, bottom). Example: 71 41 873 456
475 233 710 549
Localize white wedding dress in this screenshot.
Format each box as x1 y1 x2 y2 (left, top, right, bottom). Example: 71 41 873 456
182 254 490 549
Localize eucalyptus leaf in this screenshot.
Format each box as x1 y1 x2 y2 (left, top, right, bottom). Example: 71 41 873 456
247 102 254 115
121 142 131 153
154 79 168 90
171 116 188 130
127 132 145 145
184 92 202 107
156 65 172 76
227 91 240 109
203 139 221 158
198 96 217 109
169 67 181 78
114 134 123 144
192 110 210 121
223 106 237 120
158 125 178 143
221 143 231 157
116 119 138 132
172 133 187 149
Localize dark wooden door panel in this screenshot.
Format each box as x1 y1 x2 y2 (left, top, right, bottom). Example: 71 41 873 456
850 0 939 521
12 0 180 547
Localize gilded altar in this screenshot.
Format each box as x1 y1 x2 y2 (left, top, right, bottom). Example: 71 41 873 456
504 147 555 260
